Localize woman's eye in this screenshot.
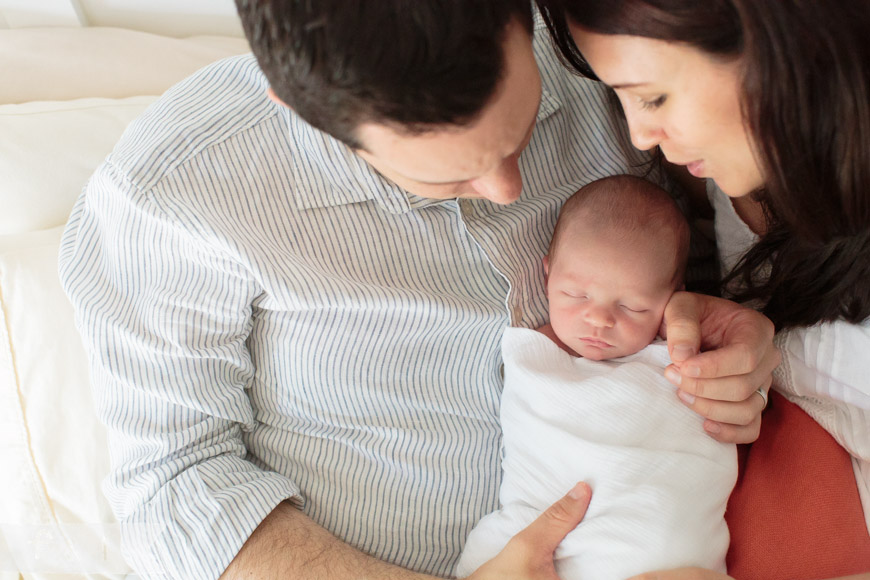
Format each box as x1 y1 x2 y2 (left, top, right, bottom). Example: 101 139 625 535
639 95 667 110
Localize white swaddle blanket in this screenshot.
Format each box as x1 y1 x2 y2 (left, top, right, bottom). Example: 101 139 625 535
456 328 737 579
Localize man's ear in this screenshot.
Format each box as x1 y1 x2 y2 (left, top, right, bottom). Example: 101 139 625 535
267 87 291 109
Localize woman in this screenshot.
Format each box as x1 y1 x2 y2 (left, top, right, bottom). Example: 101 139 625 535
536 1 870 578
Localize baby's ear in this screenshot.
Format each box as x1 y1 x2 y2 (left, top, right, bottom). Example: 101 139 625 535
542 255 550 287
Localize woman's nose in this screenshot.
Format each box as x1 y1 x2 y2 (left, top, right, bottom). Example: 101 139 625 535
625 110 665 152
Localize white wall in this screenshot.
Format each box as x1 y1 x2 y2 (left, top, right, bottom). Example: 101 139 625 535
0 0 243 37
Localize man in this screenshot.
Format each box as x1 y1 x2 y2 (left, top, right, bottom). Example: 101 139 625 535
60 1 778 578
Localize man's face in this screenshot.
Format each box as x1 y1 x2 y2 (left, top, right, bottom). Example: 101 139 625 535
545 225 677 360
354 19 543 205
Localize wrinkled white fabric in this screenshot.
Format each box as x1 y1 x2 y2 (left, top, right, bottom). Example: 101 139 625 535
456 328 737 579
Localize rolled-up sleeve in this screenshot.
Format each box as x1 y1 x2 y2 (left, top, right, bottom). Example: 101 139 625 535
59 161 299 579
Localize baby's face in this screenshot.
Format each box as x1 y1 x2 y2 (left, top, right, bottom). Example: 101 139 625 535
545 228 677 360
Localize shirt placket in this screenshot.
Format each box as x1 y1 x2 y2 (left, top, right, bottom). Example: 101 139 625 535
454 199 545 329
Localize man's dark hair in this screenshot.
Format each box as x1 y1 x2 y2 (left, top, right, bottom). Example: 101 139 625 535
236 0 534 149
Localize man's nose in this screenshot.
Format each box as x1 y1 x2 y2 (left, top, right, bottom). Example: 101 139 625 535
469 156 523 205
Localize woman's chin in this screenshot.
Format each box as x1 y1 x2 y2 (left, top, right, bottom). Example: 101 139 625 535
713 174 765 199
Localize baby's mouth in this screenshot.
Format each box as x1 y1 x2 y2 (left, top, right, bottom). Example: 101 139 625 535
579 337 611 348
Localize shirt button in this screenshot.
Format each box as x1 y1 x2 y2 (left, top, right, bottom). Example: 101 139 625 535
511 304 523 323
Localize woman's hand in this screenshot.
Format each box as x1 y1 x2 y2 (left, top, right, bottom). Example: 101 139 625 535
628 567 733 580
661 292 781 443
466 482 592 580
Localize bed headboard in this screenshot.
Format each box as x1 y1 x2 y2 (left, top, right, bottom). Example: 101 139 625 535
0 0 243 38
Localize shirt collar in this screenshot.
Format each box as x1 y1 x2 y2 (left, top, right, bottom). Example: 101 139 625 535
286 86 561 215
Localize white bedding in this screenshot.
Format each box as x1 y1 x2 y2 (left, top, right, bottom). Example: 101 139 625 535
0 25 250 578
456 328 737 579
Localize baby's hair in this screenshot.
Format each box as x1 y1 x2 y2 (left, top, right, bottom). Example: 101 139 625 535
549 175 691 287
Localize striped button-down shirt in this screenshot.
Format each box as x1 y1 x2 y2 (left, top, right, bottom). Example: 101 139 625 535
59 20 654 580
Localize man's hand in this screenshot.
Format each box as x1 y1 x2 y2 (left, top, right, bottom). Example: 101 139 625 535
466 482 592 580
629 567 870 580
661 292 781 444
628 567 733 580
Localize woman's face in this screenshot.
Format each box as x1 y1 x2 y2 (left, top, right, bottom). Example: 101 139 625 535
570 26 764 197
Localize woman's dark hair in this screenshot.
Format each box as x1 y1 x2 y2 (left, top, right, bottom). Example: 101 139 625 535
235 0 533 149
537 0 870 330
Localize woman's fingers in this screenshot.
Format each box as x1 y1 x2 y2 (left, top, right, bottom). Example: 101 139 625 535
677 382 770 423
701 414 762 444
663 292 779 387
666 344 778 403
661 294 780 445
669 339 780 400
672 371 771 443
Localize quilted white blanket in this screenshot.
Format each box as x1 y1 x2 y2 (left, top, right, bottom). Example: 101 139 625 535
456 328 737 579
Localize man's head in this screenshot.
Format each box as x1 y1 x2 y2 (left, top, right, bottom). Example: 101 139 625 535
544 175 690 360
237 1 539 203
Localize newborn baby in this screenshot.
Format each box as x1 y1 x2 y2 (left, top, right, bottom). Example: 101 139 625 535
456 175 737 579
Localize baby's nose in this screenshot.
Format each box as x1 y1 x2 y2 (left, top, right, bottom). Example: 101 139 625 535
584 305 615 328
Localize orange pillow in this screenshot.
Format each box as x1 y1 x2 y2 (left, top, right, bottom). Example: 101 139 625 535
726 390 870 579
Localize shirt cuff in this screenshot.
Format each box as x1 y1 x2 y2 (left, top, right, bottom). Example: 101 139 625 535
117 454 300 580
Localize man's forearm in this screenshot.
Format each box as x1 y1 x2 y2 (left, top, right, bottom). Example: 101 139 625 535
220 501 443 580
